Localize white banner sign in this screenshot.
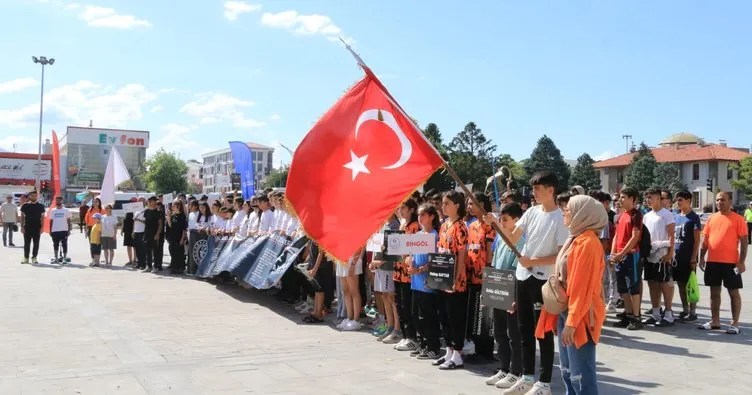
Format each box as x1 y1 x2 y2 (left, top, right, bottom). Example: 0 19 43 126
122 202 144 213
454 183 473 193
366 233 384 252
0 158 52 180
66 127 150 148
162 193 174 205
386 233 437 255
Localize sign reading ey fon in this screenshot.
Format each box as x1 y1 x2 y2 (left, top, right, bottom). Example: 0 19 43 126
65 127 150 148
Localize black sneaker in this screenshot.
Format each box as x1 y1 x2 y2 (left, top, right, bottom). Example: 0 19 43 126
678 311 689 321
615 299 624 308
411 347 426 357
417 350 440 360
683 313 698 323
627 319 644 331
642 316 657 325
613 318 630 328
654 318 675 328
616 311 627 319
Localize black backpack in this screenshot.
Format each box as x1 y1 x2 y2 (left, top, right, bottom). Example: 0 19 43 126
639 223 652 262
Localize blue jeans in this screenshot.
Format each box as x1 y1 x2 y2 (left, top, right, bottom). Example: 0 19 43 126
557 312 598 394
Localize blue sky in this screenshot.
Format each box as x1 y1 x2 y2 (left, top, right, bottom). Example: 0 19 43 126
1 0 751 168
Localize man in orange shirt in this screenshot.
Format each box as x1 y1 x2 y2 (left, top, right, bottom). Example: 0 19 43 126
698 192 748 335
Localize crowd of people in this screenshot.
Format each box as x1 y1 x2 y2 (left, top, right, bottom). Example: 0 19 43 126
5 171 751 395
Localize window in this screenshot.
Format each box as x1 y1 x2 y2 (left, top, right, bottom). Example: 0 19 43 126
692 192 700 209
728 192 733 202
616 169 624 184
727 165 734 180
256 163 262 173
258 152 264 162
692 163 700 180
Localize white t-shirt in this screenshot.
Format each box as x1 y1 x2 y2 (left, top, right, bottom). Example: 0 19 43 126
188 211 198 231
101 214 118 237
1 202 17 223
232 211 245 231
133 210 146 233
514 205 569 281
284 216 299 235
49 207 71 233
643 208 675 263
212 217 226 231
258 210 274 233
246 211 259 234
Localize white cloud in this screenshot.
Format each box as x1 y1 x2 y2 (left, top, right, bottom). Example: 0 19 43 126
593 151 616 161
179 92 265 129
78 6 151 29
0 80 160 129
0 78 39 94
150 105 164 113
223 1 262 21
269 114 281 121
260 10 354 44
150 123 202 158
0 135 37 153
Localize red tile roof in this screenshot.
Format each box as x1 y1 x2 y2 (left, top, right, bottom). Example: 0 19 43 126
594 144 750 169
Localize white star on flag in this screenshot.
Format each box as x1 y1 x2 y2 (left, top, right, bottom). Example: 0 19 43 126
343 150 370 180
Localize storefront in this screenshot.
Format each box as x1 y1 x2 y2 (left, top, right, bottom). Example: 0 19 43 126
60 126 149 202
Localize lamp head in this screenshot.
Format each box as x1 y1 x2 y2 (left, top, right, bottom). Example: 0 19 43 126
48 58 55 65
32 56 39 63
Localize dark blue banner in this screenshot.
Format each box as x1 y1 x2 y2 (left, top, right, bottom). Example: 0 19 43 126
195 236 231 278
229 141 255 199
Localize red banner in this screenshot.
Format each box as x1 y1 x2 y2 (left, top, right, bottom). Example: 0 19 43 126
43 130 62 233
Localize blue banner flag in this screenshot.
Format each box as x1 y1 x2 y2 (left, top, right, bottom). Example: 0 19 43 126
229 141 255 199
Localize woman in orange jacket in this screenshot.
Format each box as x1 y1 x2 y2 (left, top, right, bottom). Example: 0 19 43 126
537 195 607 394
85 198 105 238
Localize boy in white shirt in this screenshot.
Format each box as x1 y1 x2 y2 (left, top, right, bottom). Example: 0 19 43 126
255 196 274 234
642 188 676 327
49 196 72 263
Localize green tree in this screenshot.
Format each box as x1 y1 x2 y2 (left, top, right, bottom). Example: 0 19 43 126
652 162 686 194
624 142 656 195
731 156 752 199
422 122 453 192
524 135 571 191
570 153 602 192
447 122 496 191
266 166 289 188
142 149 189 194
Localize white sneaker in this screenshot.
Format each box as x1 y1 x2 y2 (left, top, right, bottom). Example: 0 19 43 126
606 303 617 314
294 301 309 311
392 338 408 347
496 374 520 389
524 382 552 395
395 339 418 351
336 319 350 330
298 305 313 315
382 332 402 344
461 339 476 356
485 370 506 385
503 380 533 394
342 320 362 331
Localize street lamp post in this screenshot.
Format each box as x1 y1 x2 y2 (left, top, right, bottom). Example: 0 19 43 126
32 55 55 193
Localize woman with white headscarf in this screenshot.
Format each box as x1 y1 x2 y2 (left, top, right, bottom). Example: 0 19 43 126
537 195 607 394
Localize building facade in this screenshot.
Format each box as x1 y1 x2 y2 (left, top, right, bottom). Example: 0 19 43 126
201 143 274 193
185 159 202 192
595 133 750 211
60 126 149 201
0 152 52 188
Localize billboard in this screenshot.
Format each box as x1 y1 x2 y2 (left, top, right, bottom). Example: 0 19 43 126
65 126 150 148
0 158 52 180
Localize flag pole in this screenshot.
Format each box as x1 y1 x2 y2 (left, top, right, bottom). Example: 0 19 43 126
339 39 521 258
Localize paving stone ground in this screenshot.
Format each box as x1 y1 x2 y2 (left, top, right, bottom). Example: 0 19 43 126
0 231 750 394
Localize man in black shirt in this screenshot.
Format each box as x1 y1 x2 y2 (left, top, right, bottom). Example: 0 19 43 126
20 191 46 264
143 196 163 272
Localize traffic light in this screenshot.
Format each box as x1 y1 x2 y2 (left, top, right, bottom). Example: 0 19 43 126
706 179 713 191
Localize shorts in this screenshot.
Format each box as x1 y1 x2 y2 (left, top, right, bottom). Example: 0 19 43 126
90 244 102 255
336 257 363 277
314 259 335 295
616 252 642 295
100 237 117 250
374 269 395 293
704 262 743 290
672 254 693 284
644 261 673 283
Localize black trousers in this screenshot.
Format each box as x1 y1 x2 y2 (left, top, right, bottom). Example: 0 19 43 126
493 308 522 376
437 290 468 350
23 227 41 259
467 284 495 358
413 290 441 352
134 232 146 268
51 231 69 257
169 241 185 273
155 237 165 268
517 277 554 383
395 281 417 339
144 235 160 269
747 222 752 244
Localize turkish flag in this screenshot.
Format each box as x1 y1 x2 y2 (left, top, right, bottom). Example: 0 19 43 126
287 68 443 262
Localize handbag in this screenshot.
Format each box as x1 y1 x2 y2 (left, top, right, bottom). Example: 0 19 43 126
12 224 18 232
542 239 570 315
